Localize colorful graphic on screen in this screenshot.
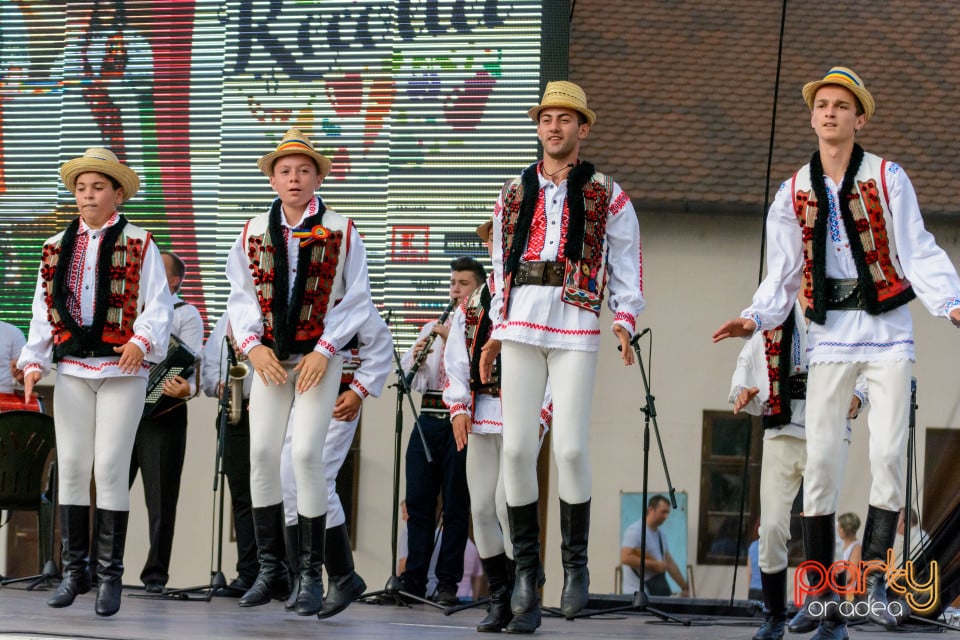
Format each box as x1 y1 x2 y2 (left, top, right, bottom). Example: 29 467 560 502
0 0 541 347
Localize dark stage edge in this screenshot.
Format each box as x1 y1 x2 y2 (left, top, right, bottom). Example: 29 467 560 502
0 585 951 639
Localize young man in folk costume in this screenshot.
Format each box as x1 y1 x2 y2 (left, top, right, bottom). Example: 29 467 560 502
713 67 960 639
480 81 645 633
18 147 172 616
443 220 552 632
278 302 393 618
728 299 866 640
226 128 373 614
399 256 486 606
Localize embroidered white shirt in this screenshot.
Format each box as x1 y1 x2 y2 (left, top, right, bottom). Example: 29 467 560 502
18 214 172 380
225 197 372 363
742 162 960 364
489 170 645 351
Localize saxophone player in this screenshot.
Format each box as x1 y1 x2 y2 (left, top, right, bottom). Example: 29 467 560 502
200 311 258 595
397 256 486 605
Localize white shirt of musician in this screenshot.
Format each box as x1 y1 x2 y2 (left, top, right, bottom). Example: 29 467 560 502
170 293 204 397
400 318 449 393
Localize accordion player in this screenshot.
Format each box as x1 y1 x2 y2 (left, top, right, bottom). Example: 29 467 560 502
143 333 199 418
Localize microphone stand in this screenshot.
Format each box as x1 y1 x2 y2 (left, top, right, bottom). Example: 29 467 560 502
357 321 444 610
132 339 242 601
574 329 688 624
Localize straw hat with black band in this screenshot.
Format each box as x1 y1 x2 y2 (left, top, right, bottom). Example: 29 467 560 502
60 147 140 202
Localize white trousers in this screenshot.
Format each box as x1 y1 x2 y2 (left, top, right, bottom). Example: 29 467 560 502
804 359 911 514
281 406 360 528
500 341 596 505
54 374 146 510
249 356 343 517
757 436 804 573
466 432 511 560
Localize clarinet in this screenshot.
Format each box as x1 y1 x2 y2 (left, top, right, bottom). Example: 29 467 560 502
404 299 457 387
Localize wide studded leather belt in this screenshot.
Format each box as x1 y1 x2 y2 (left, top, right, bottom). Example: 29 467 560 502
789 374 807 400
513 261 565 287
825 278 866 310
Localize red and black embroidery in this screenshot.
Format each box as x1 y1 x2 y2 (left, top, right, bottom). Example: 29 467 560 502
43 216 146 361
500 161 612 316
247 198 342 360
761 311 796 429
795 145 915 324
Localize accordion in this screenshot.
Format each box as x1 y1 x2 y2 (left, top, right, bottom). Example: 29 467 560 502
144 333 198 418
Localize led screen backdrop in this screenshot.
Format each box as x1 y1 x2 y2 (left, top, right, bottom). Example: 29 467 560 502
0 0 542 347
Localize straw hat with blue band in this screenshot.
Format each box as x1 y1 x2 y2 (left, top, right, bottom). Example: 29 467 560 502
528 80 597 126
60 147 140 203
802 66 875 121
257 128 332 179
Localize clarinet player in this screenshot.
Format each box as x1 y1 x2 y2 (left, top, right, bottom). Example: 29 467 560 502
397 256 486 605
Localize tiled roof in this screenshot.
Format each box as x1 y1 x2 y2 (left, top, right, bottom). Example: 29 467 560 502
570 1 960 217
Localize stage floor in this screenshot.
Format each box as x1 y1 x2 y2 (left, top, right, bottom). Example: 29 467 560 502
0 583 952 640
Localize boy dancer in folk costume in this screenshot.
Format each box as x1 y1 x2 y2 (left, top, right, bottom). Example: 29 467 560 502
480 81 644 633
728 299 866 640
18 147 172 616
714 67 960 639
443 220 553 633
398 256 485 605
226 128 372 614
279 303 393 618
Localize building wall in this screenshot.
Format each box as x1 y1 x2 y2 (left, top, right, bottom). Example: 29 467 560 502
112 211 960 604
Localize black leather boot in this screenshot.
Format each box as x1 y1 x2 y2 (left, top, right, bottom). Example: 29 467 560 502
239 504 292 607
753 569 787 640
317 523 366 619
559 499 590 619
284 523 299 611
48 505 92 608
798 514 846 638
505 502 542 634
294 514 325 616
94 509 129 617
477 553 514 632
861 505 900 629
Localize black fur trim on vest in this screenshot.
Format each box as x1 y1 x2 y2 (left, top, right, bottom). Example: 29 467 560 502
468 284 499 392
807 145 864 325
807 144 915 324
504 162 540 278
52 215 129 360
504 159 595 276
762 310 796 430
267 198 327 360
564 160 595 262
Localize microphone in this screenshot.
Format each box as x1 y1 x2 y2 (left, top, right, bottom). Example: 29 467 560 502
619 327 650 351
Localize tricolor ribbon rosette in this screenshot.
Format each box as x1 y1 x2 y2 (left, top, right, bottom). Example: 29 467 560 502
292 224 331 247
